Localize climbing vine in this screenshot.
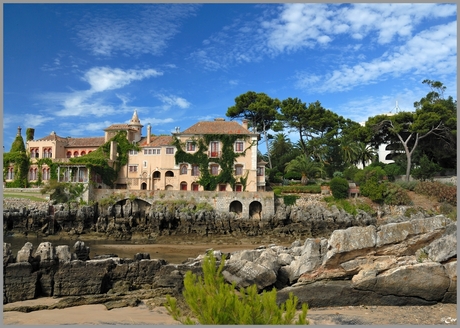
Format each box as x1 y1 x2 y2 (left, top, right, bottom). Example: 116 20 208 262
69 130 139 187
174 134 254 191
3 134 29 187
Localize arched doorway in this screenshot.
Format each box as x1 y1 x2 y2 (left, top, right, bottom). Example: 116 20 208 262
229 201 243 216
141 182 147 190
153 171 161 190
249 201 262 220
165 184 174 190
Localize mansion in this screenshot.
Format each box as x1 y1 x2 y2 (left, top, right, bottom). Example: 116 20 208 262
8 111 267 194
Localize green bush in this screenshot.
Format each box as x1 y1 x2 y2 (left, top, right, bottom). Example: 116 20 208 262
384 163 404 182
329 177 349 199
283 195 299 206
414 181 457 206
383 182 412 205
323 197 376 216
354 166 387 203
395 180 418 191
411 154 442 181
165 251 309 325
343 166 360 181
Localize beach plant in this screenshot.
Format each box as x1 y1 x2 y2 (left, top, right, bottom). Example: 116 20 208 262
165 251 309 325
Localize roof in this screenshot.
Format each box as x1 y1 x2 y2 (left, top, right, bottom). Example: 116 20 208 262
139 135 174 147
66 137 105 148
179 120 253 135
104 124 137 131
35 132 67 142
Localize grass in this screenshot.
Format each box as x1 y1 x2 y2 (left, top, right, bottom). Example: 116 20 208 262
3 193 49 202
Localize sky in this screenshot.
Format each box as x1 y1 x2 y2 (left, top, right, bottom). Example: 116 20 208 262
3 3 457 154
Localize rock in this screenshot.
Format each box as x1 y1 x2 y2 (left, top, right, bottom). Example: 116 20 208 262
222 259 277 291
352 262 450 301
55 245 72 263
34 242 55 263
423 223 457 262
17 242 34 263
442 261 457 303
4 262 38 303
3 243 15 265
323 225 377 268
73 241 90 261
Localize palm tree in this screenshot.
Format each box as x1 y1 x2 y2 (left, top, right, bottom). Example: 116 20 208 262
284 154 324 185
356 142 377 168
340 139 359 164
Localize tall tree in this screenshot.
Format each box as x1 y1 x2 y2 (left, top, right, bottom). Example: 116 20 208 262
227 91 280 169
284 154 324 185
366 80 456 181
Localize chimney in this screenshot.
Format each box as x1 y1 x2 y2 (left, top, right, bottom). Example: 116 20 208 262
242 119 248 129
147 124 151 144
110 141 117 161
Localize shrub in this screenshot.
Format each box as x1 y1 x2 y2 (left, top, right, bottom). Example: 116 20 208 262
384 163 404 182
414 181 457 206
395 180 418 191
329 177 349 199
383 182 413 205
411 154 442 181
283 195 299 206
354 166 387 203
165 251 308 325
333 171 343 178
343 166 360 181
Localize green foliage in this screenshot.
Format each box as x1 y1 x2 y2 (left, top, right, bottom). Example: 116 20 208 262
165 251 308 325
329 177 349 199
354 166 387 203
10 134 26 153
414 181 457 206
26 128 35 142
342 165 360 181
40 179 88 204
411 154 442 181
333 171 343 178
323 197 376 216
174 134 252 191
383 163 405 182
283 195 299 206
272 185 321 195
395 180 418 191
382 182 413 205
285 154 324 185
69 130 139 187
3 151 29 188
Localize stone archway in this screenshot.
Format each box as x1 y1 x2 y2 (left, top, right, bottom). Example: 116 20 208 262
141 182 147 190
229 200 243 216
153 171 161 190
249 201 262 220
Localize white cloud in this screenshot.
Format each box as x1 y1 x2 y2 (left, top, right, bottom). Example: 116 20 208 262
154 93 191 110
75 4 199 57
83 67 162 93
295 21 457 93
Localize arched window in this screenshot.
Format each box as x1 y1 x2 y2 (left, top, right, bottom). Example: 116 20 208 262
192 183 199 191
7 167 14 180
180 181 187 190
180 164 188 175
29 168 37 180
42 168 50 180
66 151 72 158
73 151 79 157
165 171 174 177
80 151 86 156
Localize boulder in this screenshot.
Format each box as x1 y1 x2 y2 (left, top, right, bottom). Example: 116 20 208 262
34 242 55 263
73 240 90 261
423 223 457 262
442 261 457 303
17 242 34 263
222 259 277 291
55 245 72 263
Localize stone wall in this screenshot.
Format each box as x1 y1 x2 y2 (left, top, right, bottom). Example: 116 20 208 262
93 189 275 219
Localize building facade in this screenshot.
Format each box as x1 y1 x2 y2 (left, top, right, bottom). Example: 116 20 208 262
7 110 267 193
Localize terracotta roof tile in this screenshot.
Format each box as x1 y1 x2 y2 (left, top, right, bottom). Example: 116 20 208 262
36 133 67 142
139 135 174 147
66 137 105 148
104 124 136 131
180 120 252 135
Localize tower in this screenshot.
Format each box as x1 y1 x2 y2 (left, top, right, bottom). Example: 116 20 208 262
128 110 143 142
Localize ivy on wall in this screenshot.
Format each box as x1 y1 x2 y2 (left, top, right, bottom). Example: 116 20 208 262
3 134 29 187
69 130 139 187
174 134 254 191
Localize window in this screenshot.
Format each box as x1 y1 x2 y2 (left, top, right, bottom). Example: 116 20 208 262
166 147 175 154
7 167 14 180
80 151 86 156
191 164 200 176
29 168 37 181
66 151 71 158
209 141 220 158
143 161 147 168
129 150 138 155
235 184 242 192
42 168 50 180
219 184 227 191
234 141 244 152
180 164 188 175
235 164 243 176
129 165 138 173
186 142 196 152
257 166 265 176
73 151 79 157
180 182 187 190
192 183 199 191
154 148 160 155
211 164 219 176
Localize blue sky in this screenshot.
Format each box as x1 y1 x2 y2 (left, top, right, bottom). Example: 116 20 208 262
3 3 457 154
